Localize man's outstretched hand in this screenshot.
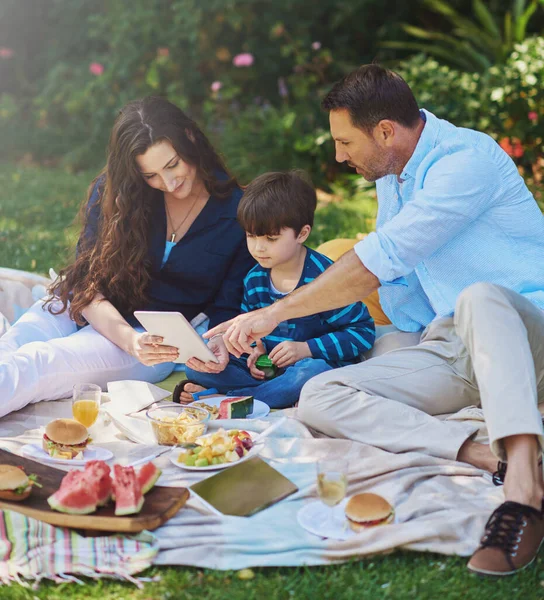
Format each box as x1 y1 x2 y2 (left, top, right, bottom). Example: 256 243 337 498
204 307 279 357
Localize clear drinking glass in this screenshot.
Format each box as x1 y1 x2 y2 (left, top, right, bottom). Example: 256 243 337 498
316 459 348 527
72 383 101 428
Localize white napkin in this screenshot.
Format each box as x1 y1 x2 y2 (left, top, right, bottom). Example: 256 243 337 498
104 381 172 444
103 411 156 445
107 380 172 415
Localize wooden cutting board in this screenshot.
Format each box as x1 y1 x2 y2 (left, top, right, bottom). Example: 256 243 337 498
0 448 189 533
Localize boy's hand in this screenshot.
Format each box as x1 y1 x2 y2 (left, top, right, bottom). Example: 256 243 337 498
246 339 266 380
269 341 311 368
186 335 229 373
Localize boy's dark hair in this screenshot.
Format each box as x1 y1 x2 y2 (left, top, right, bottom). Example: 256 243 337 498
321 64 420 132
238 170 317 236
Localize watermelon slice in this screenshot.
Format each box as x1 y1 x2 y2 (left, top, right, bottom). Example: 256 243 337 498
137 462 161 494
47 471 98 515
57 469 81 490
218 396 254 419
112 464 144 516
84 460 112 506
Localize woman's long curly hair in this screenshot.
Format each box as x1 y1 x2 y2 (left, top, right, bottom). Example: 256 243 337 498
45 96 237 325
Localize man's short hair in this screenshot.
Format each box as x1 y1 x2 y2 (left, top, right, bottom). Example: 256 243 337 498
322 64 420 131
238 171 317 236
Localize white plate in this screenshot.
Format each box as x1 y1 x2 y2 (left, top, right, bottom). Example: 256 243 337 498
169 431 262 471
189 396 270 420
297 498 396 540
21 443 114 466
297 498 355 541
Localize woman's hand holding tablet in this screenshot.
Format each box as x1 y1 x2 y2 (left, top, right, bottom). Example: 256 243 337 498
130 332 180 366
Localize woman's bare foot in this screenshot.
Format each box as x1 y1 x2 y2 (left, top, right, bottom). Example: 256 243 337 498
178 382 206 404
457 439 497 473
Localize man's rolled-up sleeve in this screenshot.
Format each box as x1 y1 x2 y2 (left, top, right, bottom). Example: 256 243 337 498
354 149 499 285
354 234 409 287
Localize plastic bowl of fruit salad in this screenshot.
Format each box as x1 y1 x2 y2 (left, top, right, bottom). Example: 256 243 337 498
177 428 254 467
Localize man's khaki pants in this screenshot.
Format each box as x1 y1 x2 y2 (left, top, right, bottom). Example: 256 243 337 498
298 283 544 461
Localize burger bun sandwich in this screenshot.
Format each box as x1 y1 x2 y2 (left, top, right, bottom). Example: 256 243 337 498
0 464 40 501
345 493 394 532
43 419 90 460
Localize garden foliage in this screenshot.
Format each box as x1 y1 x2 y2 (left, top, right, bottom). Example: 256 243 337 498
0 0 542 191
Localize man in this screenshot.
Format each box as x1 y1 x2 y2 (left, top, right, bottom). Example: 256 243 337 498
206 64 544 576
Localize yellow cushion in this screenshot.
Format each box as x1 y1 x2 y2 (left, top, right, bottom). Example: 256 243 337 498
316 238 391 326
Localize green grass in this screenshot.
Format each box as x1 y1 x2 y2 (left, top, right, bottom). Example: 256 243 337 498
0 164 96 274
1 163 544 598
0 553 543 599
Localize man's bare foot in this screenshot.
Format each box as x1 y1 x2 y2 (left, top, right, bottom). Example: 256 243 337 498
179 382 206 404
457 439 497 473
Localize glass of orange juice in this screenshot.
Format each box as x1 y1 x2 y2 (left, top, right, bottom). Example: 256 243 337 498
72 383 101 428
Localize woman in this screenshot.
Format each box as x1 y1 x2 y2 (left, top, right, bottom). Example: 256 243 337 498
0 96 254 417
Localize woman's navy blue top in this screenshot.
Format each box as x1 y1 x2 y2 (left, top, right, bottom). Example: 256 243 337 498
81 177 255 328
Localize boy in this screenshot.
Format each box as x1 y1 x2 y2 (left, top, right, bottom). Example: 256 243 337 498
180 171 375 408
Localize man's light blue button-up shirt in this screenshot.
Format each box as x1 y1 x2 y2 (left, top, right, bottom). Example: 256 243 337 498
355 109 544 332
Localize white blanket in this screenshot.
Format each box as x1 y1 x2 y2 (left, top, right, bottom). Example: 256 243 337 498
0 384 505 570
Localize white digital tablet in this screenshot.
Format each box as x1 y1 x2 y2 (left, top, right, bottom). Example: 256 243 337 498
133 311 218 364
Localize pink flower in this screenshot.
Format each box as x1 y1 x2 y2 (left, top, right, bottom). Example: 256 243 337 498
311 41 321 50
232 53 254 67
528 111 538 122
0 47 14 59
157 47 169 58
210 81 223 92
89 62 104 76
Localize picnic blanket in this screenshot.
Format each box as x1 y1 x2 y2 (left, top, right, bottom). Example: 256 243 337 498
0 267 507 580
0 385 506 581
0 511 157 587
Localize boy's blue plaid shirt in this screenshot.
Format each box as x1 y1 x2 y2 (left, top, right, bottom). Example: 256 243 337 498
241 247 375 366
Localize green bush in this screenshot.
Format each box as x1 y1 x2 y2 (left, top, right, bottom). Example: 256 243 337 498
0 0 416 183
400 36 544 181
0 1 542 195
209 103 332 186
382 0 543 72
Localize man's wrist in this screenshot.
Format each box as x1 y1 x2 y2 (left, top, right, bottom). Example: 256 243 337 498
268 300 287 326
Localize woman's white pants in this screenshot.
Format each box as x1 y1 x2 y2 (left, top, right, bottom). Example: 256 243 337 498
0 300 175 418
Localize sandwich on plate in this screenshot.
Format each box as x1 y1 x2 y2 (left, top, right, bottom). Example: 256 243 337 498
344 492 394 532
42 418 90 460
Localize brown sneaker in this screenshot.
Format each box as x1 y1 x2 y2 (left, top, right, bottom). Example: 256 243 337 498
468 501 544 576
